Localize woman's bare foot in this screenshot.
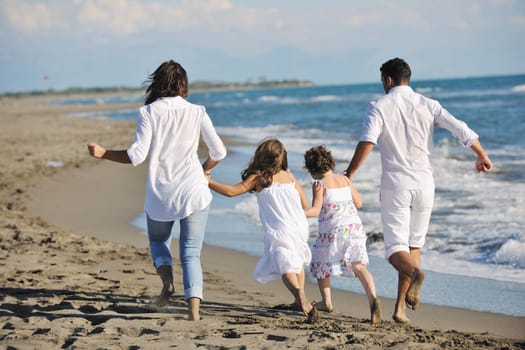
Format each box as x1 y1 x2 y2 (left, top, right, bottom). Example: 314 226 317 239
155 283 175 306
406 269 425 310
370 297 382 325
312 300 333 313
188 297 200 321
156 265 174 306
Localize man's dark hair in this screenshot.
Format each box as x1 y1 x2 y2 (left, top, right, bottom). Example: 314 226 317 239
380 58 411 85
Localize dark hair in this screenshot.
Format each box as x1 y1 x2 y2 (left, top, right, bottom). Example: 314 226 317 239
241 138 288 190
144 60 188 105
304 145 335 176
380 57 411 85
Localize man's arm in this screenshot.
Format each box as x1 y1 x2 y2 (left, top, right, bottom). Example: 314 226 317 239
345 141 375 180
470 139 492 173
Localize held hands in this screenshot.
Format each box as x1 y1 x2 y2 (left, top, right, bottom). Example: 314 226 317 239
87 143 106 159
203 169 212 182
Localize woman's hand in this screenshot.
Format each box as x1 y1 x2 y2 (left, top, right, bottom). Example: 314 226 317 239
87 143 106 159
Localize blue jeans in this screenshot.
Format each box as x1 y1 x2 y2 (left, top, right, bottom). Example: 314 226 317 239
147 206 209 300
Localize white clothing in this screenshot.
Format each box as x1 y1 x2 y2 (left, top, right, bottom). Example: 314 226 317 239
127 96 226 221
310 180 368 279
253 182 311 284
359 85 479 190
380 189 434 259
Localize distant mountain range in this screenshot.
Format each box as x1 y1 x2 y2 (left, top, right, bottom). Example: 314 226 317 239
0 79 315 98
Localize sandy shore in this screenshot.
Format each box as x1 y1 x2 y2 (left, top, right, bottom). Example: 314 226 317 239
1 94 524 349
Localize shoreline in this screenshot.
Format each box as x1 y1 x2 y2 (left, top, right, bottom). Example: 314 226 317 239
29 161 525 337
2 95 524 348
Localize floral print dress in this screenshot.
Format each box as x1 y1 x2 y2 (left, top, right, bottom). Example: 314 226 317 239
310 180 369 279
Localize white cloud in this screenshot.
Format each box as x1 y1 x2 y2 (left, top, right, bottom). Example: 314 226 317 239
0 0 57 35
0 0 282 45
0 0 523 92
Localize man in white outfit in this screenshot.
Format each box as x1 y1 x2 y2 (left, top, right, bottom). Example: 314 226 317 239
345 57 493 323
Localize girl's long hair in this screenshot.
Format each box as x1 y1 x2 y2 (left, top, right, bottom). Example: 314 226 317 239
241 138 288 190
144 60 188 105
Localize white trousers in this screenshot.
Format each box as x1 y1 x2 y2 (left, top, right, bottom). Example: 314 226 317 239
380 189 434 259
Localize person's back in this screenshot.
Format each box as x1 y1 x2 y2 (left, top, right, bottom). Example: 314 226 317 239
316 174 361 226
370 86 437 189
256 170 309 239
304 145 380 323
87 59 227 321
135 96 221 220
345 57 492 324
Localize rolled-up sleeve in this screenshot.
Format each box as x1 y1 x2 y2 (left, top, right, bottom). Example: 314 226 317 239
127 109 153 166
359 102 382 144
200 108 227 161
433 101 478 147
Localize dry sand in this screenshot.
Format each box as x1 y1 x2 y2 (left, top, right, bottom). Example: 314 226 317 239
1 94 524 349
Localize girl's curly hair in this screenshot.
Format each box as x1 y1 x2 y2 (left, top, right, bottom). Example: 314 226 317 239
241 138 288 190
304 145 335 176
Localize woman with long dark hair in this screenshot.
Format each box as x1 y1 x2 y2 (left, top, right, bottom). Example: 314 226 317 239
88 60 227 321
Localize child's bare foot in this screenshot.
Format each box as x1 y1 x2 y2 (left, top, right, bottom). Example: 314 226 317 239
155 283 175 306
272 302 301 311
370 297 382 325
312 300 333 313
294 288 312 316
306 306 319 324
406 269 425 310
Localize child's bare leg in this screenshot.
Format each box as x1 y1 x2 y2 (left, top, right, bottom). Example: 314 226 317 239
352 262 381 324
313 278 333 312
187 297 200 321
282 271 312 316
297 267 306 290
156 265 175 306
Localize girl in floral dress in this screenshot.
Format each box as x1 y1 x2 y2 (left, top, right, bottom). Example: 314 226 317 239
304 145 381 324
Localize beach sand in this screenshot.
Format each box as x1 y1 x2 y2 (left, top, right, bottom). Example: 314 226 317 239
1 95 524 349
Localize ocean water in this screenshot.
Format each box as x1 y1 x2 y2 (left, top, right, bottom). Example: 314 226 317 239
62 74 525 316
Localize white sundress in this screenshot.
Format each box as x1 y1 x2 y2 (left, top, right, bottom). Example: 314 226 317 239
253 182 312 284
310 180 369 279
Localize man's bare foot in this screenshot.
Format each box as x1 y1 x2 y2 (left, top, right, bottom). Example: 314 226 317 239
392 313 411 324
406 269 425 310
155 283 175 306
370 298 382 325
294 288 312 316
312 300 333 313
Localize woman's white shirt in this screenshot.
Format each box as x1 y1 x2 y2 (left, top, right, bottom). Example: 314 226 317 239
127 96 226 221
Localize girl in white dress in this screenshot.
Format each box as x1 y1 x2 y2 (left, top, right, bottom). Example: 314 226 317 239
304 145 381 324
207 138 318 322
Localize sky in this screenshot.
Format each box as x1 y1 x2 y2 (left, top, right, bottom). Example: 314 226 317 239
1 0 524 93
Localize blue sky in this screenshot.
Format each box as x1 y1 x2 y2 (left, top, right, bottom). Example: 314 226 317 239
1 0 524 93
